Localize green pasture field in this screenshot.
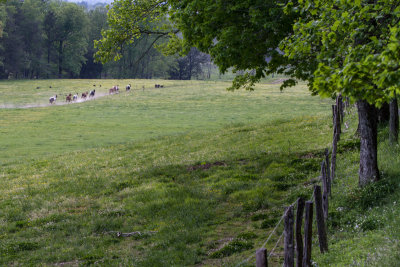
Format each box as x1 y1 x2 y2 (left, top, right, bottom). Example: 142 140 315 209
0 79 337 266
0 79 329 163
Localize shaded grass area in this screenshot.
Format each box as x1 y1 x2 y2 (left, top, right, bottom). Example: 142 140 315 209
0 115 332 266
311 110 400 266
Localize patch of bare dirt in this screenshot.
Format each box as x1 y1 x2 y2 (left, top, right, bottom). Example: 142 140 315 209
187 161 227 171
0 91 129 109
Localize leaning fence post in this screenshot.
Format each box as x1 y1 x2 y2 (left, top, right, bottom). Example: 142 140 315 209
295 198 305 267
284 206 294 267
314 185 328 253
303 201 313 267
256 248 268 267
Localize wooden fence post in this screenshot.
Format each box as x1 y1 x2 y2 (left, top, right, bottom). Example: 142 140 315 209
320 160 327 193
324 148 331 195
323 189 329 222
320 161 329 220
256 248 268 267
314 185 328 253
296 198 305 267
303 201 313 267
337 94 344 123
336 96 342 134
332 104 336 132
331 132 338 181
284 206 294 267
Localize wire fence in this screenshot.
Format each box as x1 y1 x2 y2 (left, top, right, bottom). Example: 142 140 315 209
234 95 350 266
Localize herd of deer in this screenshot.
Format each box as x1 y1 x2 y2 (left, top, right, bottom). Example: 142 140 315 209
48 83 167 104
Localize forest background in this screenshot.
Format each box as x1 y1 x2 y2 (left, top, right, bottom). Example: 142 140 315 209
0 0 213 80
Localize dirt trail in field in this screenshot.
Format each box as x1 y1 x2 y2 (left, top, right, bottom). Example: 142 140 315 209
0 92 115 109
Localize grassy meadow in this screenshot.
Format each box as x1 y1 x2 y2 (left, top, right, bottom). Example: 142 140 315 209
0 79 329 162
2 78 399 266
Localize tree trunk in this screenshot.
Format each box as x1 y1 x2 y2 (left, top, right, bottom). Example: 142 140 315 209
389 96 399 144
357 99 380 186
378 102 390 124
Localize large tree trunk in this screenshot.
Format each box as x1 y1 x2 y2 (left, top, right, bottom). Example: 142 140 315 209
357 100 380 186
389 95 399 144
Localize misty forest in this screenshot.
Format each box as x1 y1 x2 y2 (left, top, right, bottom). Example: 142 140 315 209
0 0 211 80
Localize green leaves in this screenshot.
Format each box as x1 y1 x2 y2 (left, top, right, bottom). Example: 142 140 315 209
95 0 298 90
94 0 172 64
282 0 400 106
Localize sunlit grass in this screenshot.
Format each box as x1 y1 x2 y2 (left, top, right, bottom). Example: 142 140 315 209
0 79 330 163
0 79 338 266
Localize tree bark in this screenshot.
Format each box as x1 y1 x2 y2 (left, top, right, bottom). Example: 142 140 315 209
378 102 390 124
357 99 380 186
389 96 399 144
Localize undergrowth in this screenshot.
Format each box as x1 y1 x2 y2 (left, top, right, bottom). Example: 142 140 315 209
313 111 400 266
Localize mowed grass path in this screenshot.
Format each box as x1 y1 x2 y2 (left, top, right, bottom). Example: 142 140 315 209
0 79 329 163
0 79 334 266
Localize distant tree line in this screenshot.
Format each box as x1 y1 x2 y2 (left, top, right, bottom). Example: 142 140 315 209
0 0 211 80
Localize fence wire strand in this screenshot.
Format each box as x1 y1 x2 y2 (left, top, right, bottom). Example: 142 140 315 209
268 230 284 258
235 199 299 267
235 103 351 266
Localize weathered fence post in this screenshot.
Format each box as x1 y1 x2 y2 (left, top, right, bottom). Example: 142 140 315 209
333 104 341 140
256 248 268 267
303 201 313 267
331 132 338 181
296 198 305 267
314 185 328 253
320 161 329 220
337 94 344 123
322 189 329 221
284 206 294 267
324 148 331 195
332 104 336 131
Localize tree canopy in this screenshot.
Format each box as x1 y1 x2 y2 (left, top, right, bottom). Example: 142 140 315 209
282 0 400 106
94 0 298 89
95 0 400 186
